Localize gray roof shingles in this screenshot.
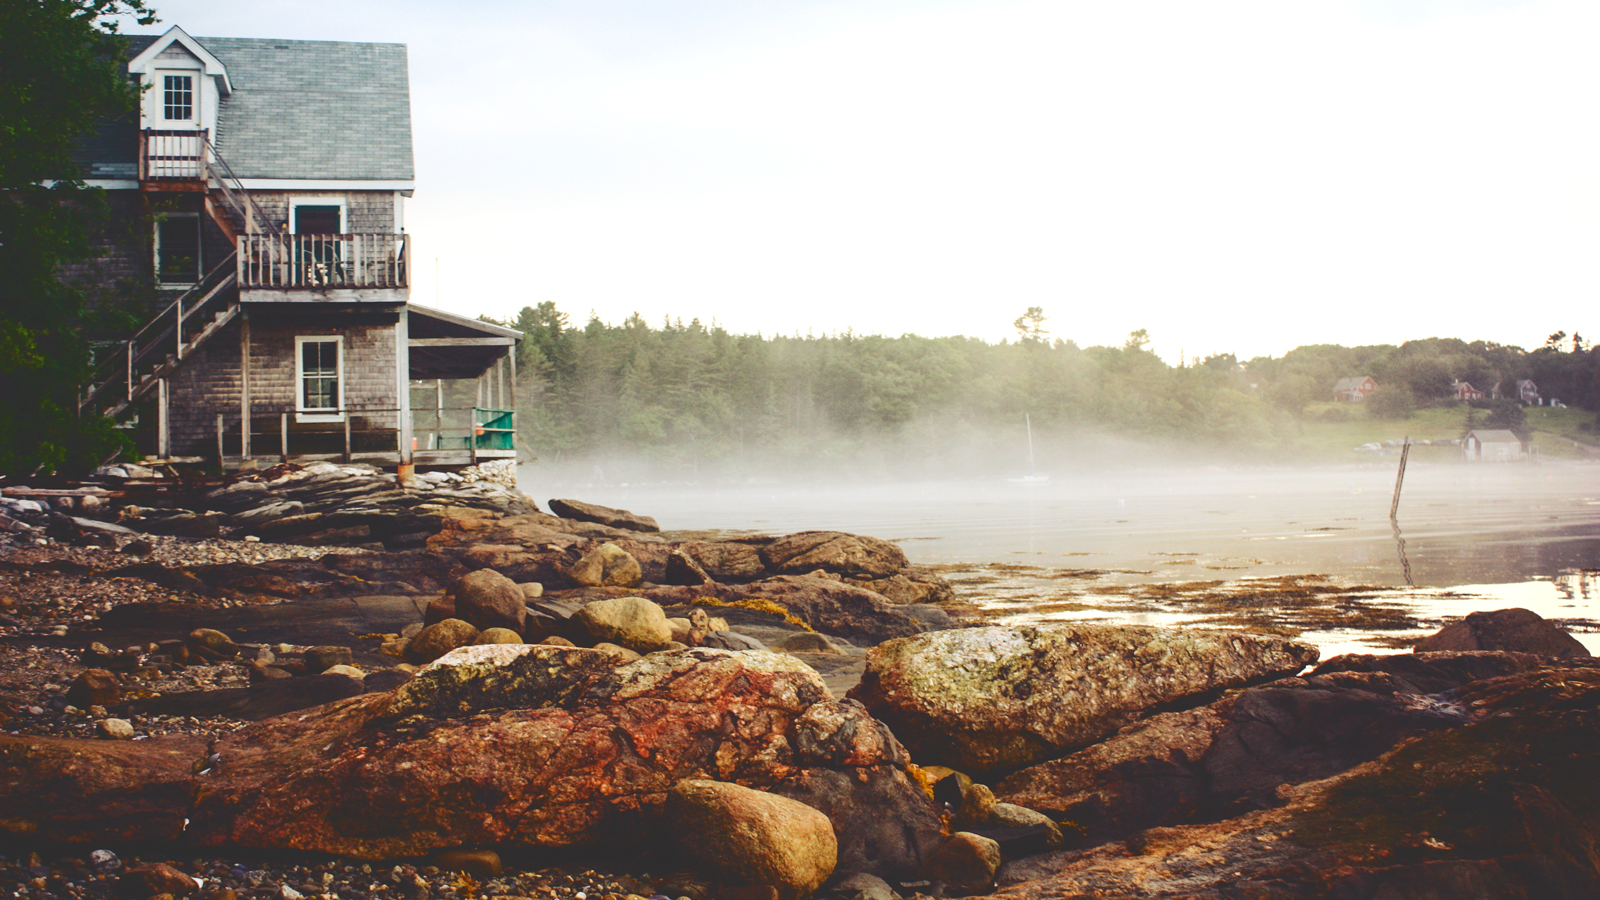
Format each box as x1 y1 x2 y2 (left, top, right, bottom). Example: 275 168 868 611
71 34 414 183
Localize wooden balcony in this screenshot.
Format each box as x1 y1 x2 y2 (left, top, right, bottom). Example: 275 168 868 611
238 233 410 302
139 128 208 184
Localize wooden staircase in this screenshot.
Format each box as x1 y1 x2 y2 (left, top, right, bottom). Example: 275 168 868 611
83 136 275 421
80 253 240 420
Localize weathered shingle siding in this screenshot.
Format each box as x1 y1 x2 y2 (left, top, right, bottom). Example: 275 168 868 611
246 191 397 233
167 317 244 455
165 314 401 457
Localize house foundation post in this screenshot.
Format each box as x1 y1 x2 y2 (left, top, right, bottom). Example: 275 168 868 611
156 378 170 459
395 306 413 479
240 311 252 459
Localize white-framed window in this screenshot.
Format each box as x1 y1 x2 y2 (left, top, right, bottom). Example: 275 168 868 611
289 198 347 234
153 212 201 287
295 335 345 422
162 73 194 121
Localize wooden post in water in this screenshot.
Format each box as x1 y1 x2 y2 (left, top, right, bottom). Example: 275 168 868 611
1390 436 1410 520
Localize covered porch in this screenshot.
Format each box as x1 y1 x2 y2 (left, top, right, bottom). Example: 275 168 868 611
142 304 522 471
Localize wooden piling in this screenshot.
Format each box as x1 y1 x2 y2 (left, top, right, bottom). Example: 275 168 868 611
1390 436 1410 520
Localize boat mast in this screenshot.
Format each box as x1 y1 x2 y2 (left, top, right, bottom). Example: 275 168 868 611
1026 413 1035 475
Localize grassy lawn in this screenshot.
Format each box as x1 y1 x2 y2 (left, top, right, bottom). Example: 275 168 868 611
1289 402 1599 463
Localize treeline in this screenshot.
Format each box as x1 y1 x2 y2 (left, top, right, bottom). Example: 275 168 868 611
492 303 1600 477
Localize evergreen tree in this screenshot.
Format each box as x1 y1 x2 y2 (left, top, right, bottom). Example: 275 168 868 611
0 0 156 474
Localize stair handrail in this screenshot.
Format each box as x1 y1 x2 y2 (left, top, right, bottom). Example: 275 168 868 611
81 252 238 413
202 136 276 234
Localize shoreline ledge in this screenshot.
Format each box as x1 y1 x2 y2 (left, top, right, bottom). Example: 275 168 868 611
1 463 1597 898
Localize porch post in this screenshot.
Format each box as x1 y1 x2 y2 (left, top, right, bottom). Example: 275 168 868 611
156 378 170 459
396 306 413 466
239 311 252 459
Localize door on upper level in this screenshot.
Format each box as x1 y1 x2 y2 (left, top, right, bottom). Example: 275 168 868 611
292 203 344 285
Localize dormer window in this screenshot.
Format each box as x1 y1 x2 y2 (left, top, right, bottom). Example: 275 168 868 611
162 74 194 121
127 26 232 135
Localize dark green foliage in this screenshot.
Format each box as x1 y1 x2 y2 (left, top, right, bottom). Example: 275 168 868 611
497 305 1599 476
1366 385 1416 420
0 0 154 474
1483 399 1527 432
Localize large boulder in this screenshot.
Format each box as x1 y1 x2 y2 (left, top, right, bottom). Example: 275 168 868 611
987 665 1600 900
763 531 908 578
0 733 208 842
190 648 937 863
1414 607 1589 657
665 779 837 900
572 596 673 652
450 568 528 634
569 542 644 589
665 541 769 584
994 651 1571 849
548 499 661 533
771 700 945 879
0 648 942 879
849 624 1318 773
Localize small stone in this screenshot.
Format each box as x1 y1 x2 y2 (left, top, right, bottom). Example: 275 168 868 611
429 848 503 877
593 642 643 663
117 862 198 897
780 632 838 654
304 645 354 673
187 628 240 662
67 668 125 708
572 596 673 652
474 627 524 645
405 618 480 664
88 704 108 717
98 718 136 740
279 886 304 900
321 664 366 679
120 539 155 557
90 849 121 873
919 832 1000 894
244 535 261 542
540 635 576 647
569 542 645 588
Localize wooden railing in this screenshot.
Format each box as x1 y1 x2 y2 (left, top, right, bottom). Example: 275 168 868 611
238 233 410 289
140 128 206 181
208 406 513 463
80 253 239 416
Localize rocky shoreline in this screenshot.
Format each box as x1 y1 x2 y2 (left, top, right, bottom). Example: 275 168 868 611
3 464 1599 899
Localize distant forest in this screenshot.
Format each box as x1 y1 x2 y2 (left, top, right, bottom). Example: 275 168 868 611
489 303 1600 477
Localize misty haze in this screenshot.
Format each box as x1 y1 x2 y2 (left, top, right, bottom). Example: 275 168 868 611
510 310 1600 658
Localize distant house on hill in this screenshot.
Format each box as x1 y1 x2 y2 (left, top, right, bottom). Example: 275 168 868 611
1333 376 1377 402
1463 429 1524 462
1489 380 1542 405
1452 380 1486 401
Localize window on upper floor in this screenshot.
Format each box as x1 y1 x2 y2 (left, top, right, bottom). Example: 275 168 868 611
162 73 194 122
154 213 200 286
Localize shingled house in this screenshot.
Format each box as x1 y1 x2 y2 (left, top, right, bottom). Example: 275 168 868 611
74 25 518 472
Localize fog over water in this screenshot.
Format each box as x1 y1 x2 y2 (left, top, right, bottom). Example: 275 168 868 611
522 460 1600 656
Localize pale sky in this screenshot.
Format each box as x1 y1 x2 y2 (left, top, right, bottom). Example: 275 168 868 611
125 0 1598 362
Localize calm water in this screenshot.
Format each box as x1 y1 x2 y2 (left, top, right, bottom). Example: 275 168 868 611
524 461 1600 655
